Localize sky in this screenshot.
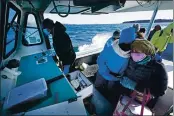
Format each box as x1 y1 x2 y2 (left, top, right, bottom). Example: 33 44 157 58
44 10 173 24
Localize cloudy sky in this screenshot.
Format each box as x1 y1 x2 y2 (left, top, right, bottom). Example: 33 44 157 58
44 10 173 24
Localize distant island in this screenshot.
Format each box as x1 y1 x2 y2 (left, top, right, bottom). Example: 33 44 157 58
123 19 173 23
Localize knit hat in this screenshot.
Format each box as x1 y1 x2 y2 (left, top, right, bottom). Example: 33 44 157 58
133 24 140 32
131 39 156 56
119 27 136 44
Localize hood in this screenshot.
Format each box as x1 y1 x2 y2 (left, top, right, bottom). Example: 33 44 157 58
119 27 136 44
54 21 66 32
112 39 130 58
163 22 173 36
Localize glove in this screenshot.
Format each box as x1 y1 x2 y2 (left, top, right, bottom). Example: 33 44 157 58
109 71 122 78
155 53 162 62
120 76 137 90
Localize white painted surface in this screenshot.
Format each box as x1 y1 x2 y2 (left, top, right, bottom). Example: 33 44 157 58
76 47 102 59
116 1 173 12
25 97 87 115
162 59 173 89
69 71 94 99
0 68 20 101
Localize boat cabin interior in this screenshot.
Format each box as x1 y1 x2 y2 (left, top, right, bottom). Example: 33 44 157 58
0 0 173 115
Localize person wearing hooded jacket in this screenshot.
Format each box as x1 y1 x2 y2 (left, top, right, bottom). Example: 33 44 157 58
42 18 76 74
104 29 120 48
95 27 136 94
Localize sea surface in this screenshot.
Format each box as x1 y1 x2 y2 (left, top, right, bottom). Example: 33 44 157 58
63 22 172 61
41 22 173 60
60 23 170 52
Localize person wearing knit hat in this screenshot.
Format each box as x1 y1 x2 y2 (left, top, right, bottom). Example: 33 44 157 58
104 29 120 48
95 27 136 98
111 39 168 106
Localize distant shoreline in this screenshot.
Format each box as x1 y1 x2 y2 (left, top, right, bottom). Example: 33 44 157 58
123 19 173 24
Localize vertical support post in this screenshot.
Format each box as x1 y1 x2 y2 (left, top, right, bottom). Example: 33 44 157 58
145 1 161 39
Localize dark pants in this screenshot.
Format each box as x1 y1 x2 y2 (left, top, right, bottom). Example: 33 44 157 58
95 72 115 90
95 72 132 108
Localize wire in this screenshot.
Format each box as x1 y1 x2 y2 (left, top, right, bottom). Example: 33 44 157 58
52 0 71 18
27 0 36 11
136 0 159 8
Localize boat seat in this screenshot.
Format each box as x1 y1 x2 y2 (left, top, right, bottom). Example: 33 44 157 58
152 87 173 115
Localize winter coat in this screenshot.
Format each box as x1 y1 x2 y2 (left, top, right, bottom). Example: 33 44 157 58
53 21 76 65
151 22 173 52
104 37 115 48
148 30 156 41
122 59 168 97
97 39 130 81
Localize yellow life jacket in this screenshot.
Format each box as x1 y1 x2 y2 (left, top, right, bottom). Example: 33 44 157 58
151 22 173 52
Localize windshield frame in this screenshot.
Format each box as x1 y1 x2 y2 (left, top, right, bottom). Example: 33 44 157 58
3 2 21 59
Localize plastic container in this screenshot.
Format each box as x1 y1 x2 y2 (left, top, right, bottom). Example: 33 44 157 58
3 78 47 110
68 71 94 99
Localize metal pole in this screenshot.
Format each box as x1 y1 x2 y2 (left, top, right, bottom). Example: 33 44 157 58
145 1 161 39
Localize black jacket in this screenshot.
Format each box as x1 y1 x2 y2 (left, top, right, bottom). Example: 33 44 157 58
124 59 168 97
147 30 156 41
52 22 76 65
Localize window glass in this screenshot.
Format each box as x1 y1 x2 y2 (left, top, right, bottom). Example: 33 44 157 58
8 8 16 23
5 8 18 56
23 14 41 45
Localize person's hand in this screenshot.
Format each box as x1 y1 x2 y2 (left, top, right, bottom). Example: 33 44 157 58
120 76 137 90
135 91 144 102
58 61 64 70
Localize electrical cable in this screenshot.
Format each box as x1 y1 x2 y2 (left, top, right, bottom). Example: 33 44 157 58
52 0 71 18
136 0 159 8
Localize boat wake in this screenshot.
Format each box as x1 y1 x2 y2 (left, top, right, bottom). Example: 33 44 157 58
78 33 112 52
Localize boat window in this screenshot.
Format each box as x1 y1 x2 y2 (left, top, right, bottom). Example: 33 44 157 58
50 5 90 14
23 14 42 46
5 7 20 58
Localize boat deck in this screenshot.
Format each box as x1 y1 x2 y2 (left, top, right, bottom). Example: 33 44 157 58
1 49 173 115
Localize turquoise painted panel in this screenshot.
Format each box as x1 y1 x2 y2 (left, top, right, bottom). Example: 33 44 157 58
17 53 62 86
14 52 77 112
29 78 77 111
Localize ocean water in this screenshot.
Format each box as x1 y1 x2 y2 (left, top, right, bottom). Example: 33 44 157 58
63 22 170 52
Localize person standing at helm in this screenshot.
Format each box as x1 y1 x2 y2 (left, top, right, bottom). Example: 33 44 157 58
104 29 120 48
150 22 173 62
42 18 76 74
95 27 136 95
